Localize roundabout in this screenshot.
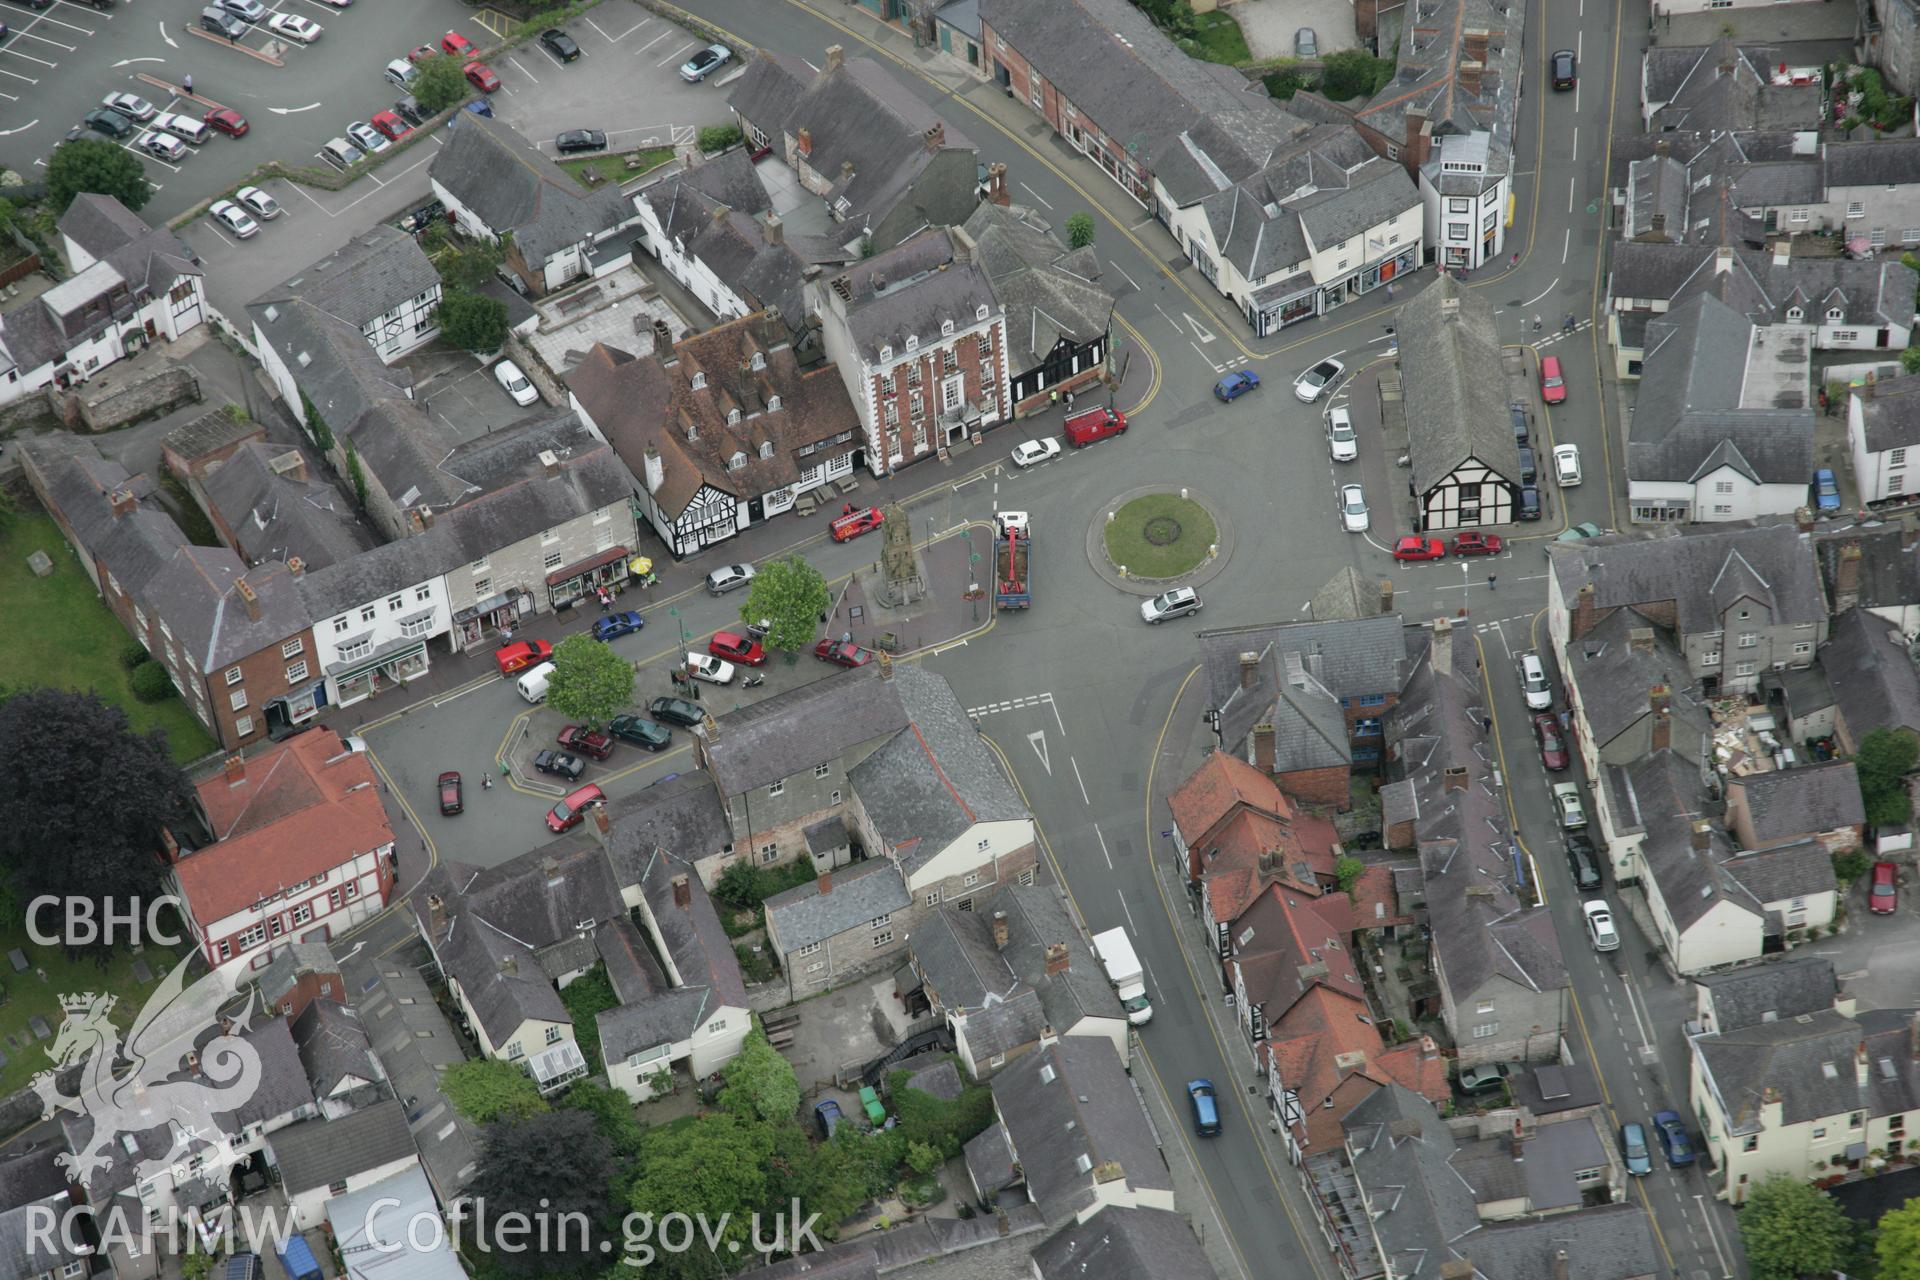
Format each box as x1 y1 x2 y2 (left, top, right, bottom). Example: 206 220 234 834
1086 486 1236 595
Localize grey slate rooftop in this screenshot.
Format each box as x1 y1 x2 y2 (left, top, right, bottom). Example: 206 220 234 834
267 1097 416 1193
764 858 910 955
1198 614 1409 755
1548 519 1826 638
1823 606 1920 744
1400 277 1522 497
1030 1207 1218 1280
1696 955 1839 1032
1729 760 1865 845
430 114 633 267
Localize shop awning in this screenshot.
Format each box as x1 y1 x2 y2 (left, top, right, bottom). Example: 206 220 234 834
545 545 629 586
325 635 427 681
453 590 517 625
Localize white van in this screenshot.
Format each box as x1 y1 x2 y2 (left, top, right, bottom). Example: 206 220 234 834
516 661 556 704
1520 651 1552 710
152 111 212 146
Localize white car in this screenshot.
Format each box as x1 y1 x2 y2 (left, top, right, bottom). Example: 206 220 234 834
346 121 391 154
1339 484 1369 532
493 360 538 407
682 653 736 685
705 563 755 595
1553 443 1582 487
1520 650 1552 710
267 12 322 41
235 186 280 220
208 200 259 239
1140 587 1202 624
384 59 420 90
102 93 157 122
135 131 187 162
1583 900 1620 952
1327 406 1357 462
997 511 1030 535
1293 357 1346 403
678 42 732 82
1010 437 1062 469
1552 781 1588 830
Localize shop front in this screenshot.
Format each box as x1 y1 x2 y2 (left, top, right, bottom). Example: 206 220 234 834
325 636 430 708
546 546 629 610
265 680 327 740
1249 272 1318 338
454 589 533 651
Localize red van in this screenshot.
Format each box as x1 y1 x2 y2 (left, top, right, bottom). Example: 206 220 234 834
1062 406 1127 447
1539 355 1567 405
830 506 885 542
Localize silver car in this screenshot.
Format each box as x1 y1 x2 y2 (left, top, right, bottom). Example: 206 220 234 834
1140 587 1202 624
705 563 756 595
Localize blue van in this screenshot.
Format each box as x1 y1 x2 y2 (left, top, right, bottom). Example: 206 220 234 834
1187 1079 1221 1137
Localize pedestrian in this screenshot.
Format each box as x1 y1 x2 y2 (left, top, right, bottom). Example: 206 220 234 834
1483 716 1492 733
481 774 492 791
1532 314 1542 332
1065 390 1075 411
1564 312 1576 333
1385 283 1395 300
1488 573 1497 589
183 74 194 95
1509 251 1518 268
1049 389 1059 407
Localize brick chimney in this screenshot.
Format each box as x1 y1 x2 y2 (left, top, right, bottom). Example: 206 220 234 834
992 911 1009 949
1648 213 1667 238
672 874 692 909
539 449 561 479
234 577 260 621
1379 578 1394 612
1457 59 1483 96
764 213 783 246
286 555 305 579
1043 943 1069 975
840 159 855 184
1252 724 1276 774
818 871 832 895
1239 651 1261 690
1651 706 1671 752
1655 138 1671 158
427 893 445 937
1440 1260 1475 1280
922 122 945 152
710 201 730 227
1797 505 1817 533
1571 583 1598 640
878 652 894 682
1629 627 1655 653
651 317 674 355
824 44 843 73
1691 820 1713 852
1510 1116 1526 1160
1836 541 1864 611
1463 29 1489 61
591 804 611 847
160 827 180 863
796 127 812 157
1649 684 1671 715
109 487 137 518
1552 1249 1571 1280
985 161 1009 206
1443 765 1469 792
1431 618 1452 676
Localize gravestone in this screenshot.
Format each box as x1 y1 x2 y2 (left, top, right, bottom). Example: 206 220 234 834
28 1016 50 1041
8 949 25 973
26 550 52 578
132 958 152 983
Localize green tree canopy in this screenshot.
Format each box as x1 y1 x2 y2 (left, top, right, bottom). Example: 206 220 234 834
1737 1175 1855 1280
741 555 830 654
436 289 507 353
435 236 506 292
1064 212 1095 249
1877 1198 1920 1280
546 631 635 726
1856 726 1918 826
47 139 151 214
559 1079 644 1153
1319 49 1392 101
465 1109 616 1277
440 1059 548 1124
717 1026 801 1124
412 55 469 113
626 1113 773 1261
1903 345 1920 375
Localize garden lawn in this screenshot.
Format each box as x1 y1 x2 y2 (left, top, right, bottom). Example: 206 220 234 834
1102 494 1217 579
0 513 214 762
0 923 182 1099
1188 11 1251 63
558 148 674 190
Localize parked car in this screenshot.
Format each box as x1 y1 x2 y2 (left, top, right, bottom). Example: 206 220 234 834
465 61 501 93
235 186 280 219
679 42 732 81
1510 403 1531 448
384 58 420 90
103 92 156 121
1187 1079 1221 1136
1539 354 1567 405
437 771 463 816
1392 535 1445 562
346 121 391 154
705 563 755 595
1552 48 1577 90
546 783 605 833
1457 1063 1510 1094
1327 406 1357 461
540 28 581 61
813 1098 842 1139
218 0 266 22
148 113 210 147
1011 437 1062 468
81 108 135 140
1566 833 1603 892
1552 780 1587 830
1450 531 1502 556
370 110 413 143
208 200 259 238
829 506 885 542
1813 468 1841 513
648 696 704 728
608 715 672 751
1585 900 1621 953
1339 484 1369 532
1520 650 1552 710
709 631 766 666
135 131 187 162
1871 860 1899 914
267 11 321 41
557 725 613 761
462 98 494 120
493 359 538 407
555 128 606 154
201 7 248 39
1213 370 1260 401
321 137 364 169
1619 1122 1651 1175
407 43 438 64
1141 587 1203 624
440 30 475 56
204 107 250 137
814 639 874 668
392 96 428 127
532 749 586 782
1517 484 1542 521
592 611 644 642
683 653 735 685
1517 445 1537 486
1653 1111 1695 1167
1553 443 1582 487
1553 521 1606 547
1293 358 1345 403
494 639 553 675
1533 713 1569 771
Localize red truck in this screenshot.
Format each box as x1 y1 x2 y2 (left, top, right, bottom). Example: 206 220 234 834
995 526 1032 609
830 505 885 542
1062 406 1126 447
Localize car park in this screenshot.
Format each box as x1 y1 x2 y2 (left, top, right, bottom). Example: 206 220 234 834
815 639 874 668
494 359 538 407
1653 1111 1695 1167
152 112 211 145
541 28 582 61
1327 407 1357 461
1539 354 1567 405
533 749 586 782
321 137 364 169
592 611 644 642
1141 587 1203 624
466 61 502 92
384 59 420 91
103 93 156 122
1293 358 1345 403
1011 438 1062 468
1062 406 1127 447
82 108 135 140
1213 370 1261 401
1520 651 1552 710
1871 860 1898 914
235 186 280 220
1339 484 1369 532
1552 443 1582 487
1813 468 1841 513
136 131 187 162
205 107 250 137
438 771 463 816
494 639 553 675
346 121 391 154
557 725 614 761
201 8 248 39
1533 713 1568 771
608 715 672 751
648 696 705 728
370 111 414 143
830 506 885 542
683 653 736 685
709 631 766 666
1552 781 1588 830
208 200 259 238
440 30 475 57
1566 833 1603 891
219 0 266 21
1392 535 1445 562
556 129 607 154
1584 900 1621 953
1552 49 1577 90
546 783 605 833
267 12 321 41
705 564 755 595
1450 531 1502 556
1187 1079 1222 1136
1618 1122 1651 1175
679 43 732 81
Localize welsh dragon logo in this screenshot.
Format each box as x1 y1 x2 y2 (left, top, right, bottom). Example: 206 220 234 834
31 956 264 1190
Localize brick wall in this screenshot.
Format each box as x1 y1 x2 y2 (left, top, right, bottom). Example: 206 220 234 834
1276 764 1352 810
918 843 1038 911
66 364 201 432
864 323 1008 469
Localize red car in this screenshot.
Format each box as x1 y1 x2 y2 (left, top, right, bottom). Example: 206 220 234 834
438 771 463 816
370 110 414 143
204 107 249 137
408 43 439 64
1539 355 1567 406
465 61 501 92
709 630 766 666
829 506 885 543
546 783 605 833
557 724 614 761
1392 535 1446 562
814 639 874 668
1451 531 1503 556
440 30 475 57
494 639 553 675
1533 714 1569 771
1870 861 1898 914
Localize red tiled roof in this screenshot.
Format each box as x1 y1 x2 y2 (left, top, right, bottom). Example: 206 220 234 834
177 732 395 923
1234 882 1367 1012
1265 989 1449 1152
1347 864 1414 930
1169 750 1288 840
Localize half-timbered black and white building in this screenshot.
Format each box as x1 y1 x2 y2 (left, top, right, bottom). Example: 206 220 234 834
1400 277 1522 530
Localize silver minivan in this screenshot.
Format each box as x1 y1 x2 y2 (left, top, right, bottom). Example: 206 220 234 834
1520 651 1552 710
321 137 364 169
152 111 212 146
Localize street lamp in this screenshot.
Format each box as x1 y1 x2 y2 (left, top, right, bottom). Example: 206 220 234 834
667 606 697 700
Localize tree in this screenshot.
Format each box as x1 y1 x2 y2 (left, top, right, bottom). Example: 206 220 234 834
1319 50 1389 101
741 555 830 655
1064 212 1096 250
626 1113 773 1261
1903 344 1920 376
47 139 152 214
465 1109 616 1277
1737 1175 1855 1280
344 441 368 510
412 55 469 114
559 1079 644 1153
1877 1199 1920 1280
0 691 190 957
905 1140 942 1176
697 123 743 153
440 1059 548 1124
436 289 507 353
128 662 177 703
717 1026 801 1124
435 237 506 291
1855 726 1918 826
545 632 634 726
1335 854 1366 897
713 859 773 912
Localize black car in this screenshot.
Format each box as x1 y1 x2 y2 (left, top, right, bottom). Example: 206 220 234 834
400 199 444 234
82 108 135 139
540 28 581 61
1566 832 1603 892
1509 403 1530 449
1517 484 1542 521
555 129 606 155
648 696 704 728
1552 49 1577 90
608 714 672 751
393 96 428 127
531 749 586 782
3 0 50 10
1517 445 1537 486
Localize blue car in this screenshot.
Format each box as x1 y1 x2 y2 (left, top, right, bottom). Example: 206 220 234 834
1812 468 1841 513
593 610 644 641
813 1098 842 1139
1213 370 1260 401
1620 1122 1652 1176
1187 1079 1221 1136
1653 1110 1695 1167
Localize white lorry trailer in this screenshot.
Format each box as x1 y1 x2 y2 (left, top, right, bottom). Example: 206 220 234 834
1091 927 1153 1025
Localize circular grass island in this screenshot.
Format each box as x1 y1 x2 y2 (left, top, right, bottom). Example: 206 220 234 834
1101 491 1218 580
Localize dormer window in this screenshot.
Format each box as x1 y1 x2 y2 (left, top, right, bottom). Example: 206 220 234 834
879 345 893 362
1827 307 1845 321
767 393 783 411
727 451 746 471
727 408 741 425
749 351 766 370
941 319 955 336
975 304 990 321
905 335 919 352
692 371 707 390
758 441 774 459
1787 307 1804 322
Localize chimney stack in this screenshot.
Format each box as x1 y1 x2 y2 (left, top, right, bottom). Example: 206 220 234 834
1571 583 1598 640
1511 1116 1526 1161
764 212 784 246
538 449 561 479
1691 820 1713 852
1858 1040 1871 1086
1773 239 1791 268
1629 627 1655 653
818 871 832 895
796 127 813 157
235 577 261 621
710 201 730 227
1379 578 1394 612
672 874 692 909
1431 618 1453 676
922 122 945 152
1649 212 1667 237
1649 684 1671 715
1043 943 1069 976
651 317 674 354
286 555 305 579
986 162 1009 206
840 159 855 183
160 827 180 863
992 911 1009 949
878 652 894 682
1655 138 1671 158
824 44 844 73
1239 651 1261 690
1252 724 1277 774
1443 765 1470 792
1552 1249 1571 1280
1836 541 1864 610
1797 504 1817 533
1457 59 1483 96
427 893 446 937
591 805 611 847
1440 1260 1476 1280
642 445 665 494
109 487 137 519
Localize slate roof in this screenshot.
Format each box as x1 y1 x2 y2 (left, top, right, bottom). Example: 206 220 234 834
164 407 261 467
1453 1202 1663 1280
0 1149 85 1280
1827 137 1920 188
1610 241 1919 333
1547 520 1826 637
1030 1207 1217 1280
961 203 1115 370
1855 374 1920 452
828 228 1000 363
633 844 749 1011
1151 108 1315 210
1311 566 1388 620
1722 838 1840 912
1694 1006 1920 1132
1696 955 1838 1032
267 1098 416 1193
1816 525 1920 612
764 858 910 955
1337 1085 1481 1275
202 440 375 572
1336 0 1523 181
1506 1061 1604 1115
258 225 440 332
1400 277 1521 496
1449 1118 1608 1211
430 115 633 265
1198 614 1409 755
599 770 733 881
341 960 478 1197
702 662 909 795
1605 749 1753 934
150 549 312 670
1731 761 1865 843
290 998 384 1104
1823 606 1920 742
254 938 340 1011
1561 609 1710 752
